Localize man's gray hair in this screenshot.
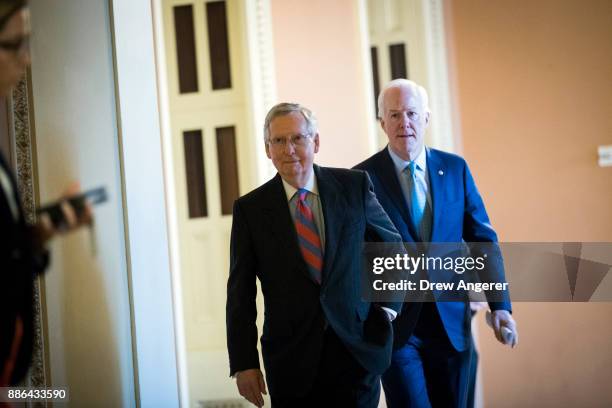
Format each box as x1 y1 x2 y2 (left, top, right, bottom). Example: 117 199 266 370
263 102 318 142
377 79 429 118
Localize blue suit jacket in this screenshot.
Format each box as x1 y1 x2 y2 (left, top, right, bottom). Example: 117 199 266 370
355 147 511 351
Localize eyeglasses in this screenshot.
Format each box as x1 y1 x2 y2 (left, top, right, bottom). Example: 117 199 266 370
0 35 29 54
267 133 313 148
389 110 420 121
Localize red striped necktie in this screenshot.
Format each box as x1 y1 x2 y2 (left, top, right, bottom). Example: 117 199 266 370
294 188 323 284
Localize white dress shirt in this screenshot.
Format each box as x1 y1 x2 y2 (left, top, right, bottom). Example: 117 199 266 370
387 145 432 210
0 160 19 221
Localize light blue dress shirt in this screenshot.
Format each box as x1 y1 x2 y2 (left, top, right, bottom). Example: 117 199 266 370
387 145 432 241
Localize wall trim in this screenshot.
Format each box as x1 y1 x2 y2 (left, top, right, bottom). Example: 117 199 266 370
10 73 48 391
243 0 278 183
111 0 181 406
421 0 455 153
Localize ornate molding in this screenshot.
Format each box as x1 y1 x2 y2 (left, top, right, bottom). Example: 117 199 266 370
422 0 455 153
244 0 277 183
12 77 35 223
11 74 47 396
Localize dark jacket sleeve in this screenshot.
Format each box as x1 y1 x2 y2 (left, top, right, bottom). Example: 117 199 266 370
1 152 49 384
226 200 260 376
361 172 406 314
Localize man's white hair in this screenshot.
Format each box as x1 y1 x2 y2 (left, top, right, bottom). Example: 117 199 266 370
263 102 318 142
377 79 429 118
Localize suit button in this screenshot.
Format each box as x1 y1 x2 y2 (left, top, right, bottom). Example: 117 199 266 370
320 293 326 301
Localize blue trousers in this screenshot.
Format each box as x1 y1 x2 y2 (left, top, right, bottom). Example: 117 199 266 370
382 334 475 408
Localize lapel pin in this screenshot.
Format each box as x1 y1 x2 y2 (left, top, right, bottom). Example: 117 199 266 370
438 170 444 176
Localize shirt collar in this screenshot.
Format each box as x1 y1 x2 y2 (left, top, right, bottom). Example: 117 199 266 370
281 167 319 202
0 162 19 221
387 145 427 173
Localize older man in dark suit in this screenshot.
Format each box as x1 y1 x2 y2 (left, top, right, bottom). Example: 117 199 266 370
355 79 518 408
226 103 404 407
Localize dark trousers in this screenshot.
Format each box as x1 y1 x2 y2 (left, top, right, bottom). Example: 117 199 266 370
271 328 381 408
382 304 475 408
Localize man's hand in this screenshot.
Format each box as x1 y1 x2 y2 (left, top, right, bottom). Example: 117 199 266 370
490 309 518 348
469 301 488 313
235 369 267 407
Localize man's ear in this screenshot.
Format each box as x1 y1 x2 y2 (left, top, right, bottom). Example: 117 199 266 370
379 119 386 131
313 133 320 153
424 111 431 126
265 142 272 159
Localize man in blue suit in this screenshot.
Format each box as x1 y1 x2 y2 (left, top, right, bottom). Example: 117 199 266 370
227 103 405 407
355 79 518 407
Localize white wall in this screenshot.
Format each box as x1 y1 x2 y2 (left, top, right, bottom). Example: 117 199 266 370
29 0 182 405
112 0 183 406
29 1 135 406
270 0 377 166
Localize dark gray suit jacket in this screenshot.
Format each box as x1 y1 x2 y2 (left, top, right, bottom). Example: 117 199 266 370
226 165 403 397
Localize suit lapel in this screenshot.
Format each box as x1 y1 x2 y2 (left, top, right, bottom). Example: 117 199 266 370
374 148 420 241
376 149 412 224
426 148 446 243
314 165 345 284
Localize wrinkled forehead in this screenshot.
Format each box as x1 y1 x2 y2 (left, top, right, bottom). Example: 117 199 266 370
269 112 309 135
384 85 426 111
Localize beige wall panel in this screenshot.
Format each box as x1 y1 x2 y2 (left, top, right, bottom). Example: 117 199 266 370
270 0 375 167
445 0 612 406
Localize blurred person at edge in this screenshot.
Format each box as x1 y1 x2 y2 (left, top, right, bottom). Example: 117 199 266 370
0 0 92 387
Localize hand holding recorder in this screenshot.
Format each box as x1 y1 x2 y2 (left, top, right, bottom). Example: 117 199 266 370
35 183 107 245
